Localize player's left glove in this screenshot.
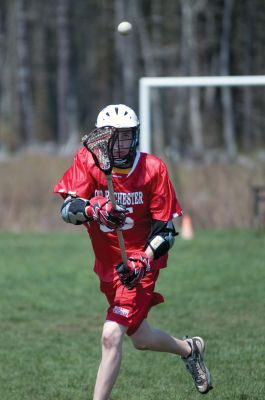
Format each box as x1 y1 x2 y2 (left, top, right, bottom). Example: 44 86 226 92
116 252 151 290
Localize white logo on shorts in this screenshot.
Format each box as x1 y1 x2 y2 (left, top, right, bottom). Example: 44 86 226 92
113 306 129 318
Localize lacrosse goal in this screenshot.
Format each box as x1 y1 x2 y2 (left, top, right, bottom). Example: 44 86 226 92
139 75 265 154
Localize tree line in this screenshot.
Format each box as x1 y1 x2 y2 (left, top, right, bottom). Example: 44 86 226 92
0 0 264 161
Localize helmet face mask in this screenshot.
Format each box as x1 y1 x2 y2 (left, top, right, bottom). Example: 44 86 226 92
110 127 139 168
96 104 140 169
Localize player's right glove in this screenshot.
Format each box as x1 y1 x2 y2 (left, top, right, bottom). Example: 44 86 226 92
85 196 126 230
116 252 151 290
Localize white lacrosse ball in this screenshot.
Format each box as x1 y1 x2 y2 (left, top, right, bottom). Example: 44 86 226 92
117 21 132 35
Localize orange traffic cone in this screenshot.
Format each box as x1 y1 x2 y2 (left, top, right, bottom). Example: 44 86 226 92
181 214 194 240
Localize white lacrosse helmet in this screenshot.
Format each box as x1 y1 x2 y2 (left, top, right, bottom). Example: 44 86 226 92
95 104 140 168
96 104 139 128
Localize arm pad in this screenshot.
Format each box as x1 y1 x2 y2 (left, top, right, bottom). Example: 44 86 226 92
146 220 178 260
60 196 90 225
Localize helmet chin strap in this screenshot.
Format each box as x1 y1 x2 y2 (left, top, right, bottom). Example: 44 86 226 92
113 150 136 169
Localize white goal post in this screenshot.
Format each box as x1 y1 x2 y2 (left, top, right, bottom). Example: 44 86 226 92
139 75 265 153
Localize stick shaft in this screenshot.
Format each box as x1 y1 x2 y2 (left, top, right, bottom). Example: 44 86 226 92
105 174 127 265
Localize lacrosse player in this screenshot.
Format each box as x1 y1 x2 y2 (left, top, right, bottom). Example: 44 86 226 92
54 104 212 399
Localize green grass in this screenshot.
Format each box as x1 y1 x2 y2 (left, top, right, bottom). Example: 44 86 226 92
0 230 265 399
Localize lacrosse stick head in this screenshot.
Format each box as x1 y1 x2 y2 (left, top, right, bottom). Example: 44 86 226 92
82 126 118 175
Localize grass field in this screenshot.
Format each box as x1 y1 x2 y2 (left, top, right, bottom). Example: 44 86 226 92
0 230 265 400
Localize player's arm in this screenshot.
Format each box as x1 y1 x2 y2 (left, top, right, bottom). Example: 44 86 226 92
144 218 178 260
116 218 178 290
60 195 126 228
60 195 90 225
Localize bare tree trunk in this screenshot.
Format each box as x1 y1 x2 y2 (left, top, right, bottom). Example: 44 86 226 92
187 2 203 157
151 0 163 77
0 5 4 77
131 0 164 156
16 0 35 145
96 3 116 108
203 3 218 147
33 2 51 142
178 0 204 158
80 3 102 127
242 0 255 150
114 0 136 108
220 0 236 159
173 0 188 159
0 3 5 149
0 1 17 150
242 85 252 150
57 0 70 145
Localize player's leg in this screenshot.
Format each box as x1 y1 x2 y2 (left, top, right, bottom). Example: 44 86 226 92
130 320 212 394
130 319 191 357
93 320 127 400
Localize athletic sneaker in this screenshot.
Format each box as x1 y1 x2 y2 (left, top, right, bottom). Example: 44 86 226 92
181 336 213 394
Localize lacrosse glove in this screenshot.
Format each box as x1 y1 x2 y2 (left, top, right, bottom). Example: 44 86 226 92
116 252 151 290
85 196 126 230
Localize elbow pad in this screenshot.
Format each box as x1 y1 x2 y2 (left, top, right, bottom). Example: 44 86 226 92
147 220 177 260
60 196 90 225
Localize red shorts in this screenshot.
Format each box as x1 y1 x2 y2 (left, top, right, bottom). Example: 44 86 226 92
100 270 164 336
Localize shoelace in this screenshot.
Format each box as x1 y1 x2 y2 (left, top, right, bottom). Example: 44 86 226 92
189 359 205 384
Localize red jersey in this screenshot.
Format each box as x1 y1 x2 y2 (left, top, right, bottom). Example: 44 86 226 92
54 149 182 282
